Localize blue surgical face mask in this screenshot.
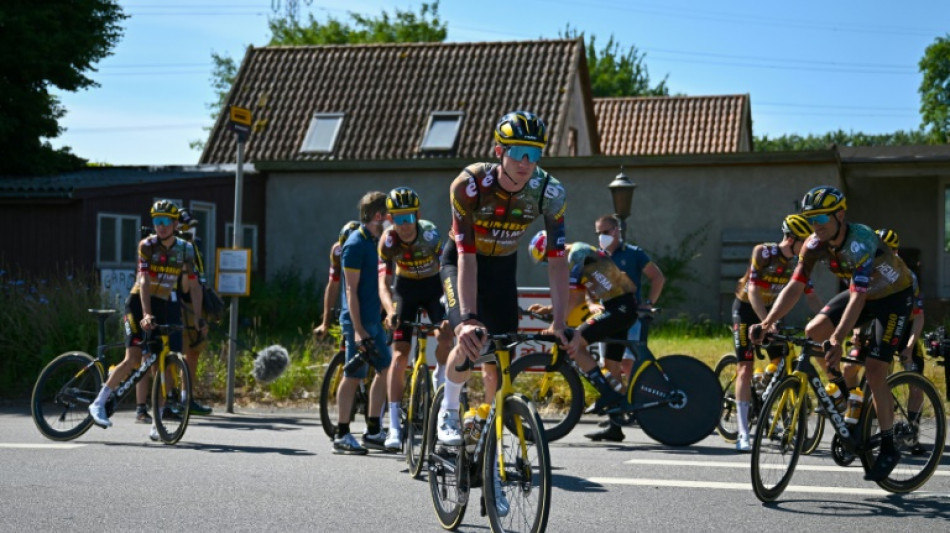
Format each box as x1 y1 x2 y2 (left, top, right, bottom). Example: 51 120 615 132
599 233 614 250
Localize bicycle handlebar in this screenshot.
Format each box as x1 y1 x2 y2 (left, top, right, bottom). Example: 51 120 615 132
454 329 572 372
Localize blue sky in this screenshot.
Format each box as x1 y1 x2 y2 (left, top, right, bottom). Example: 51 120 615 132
49 0 949 165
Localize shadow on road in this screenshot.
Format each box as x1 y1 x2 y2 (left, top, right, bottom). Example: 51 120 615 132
100 440 317 456
188 414 316 432
552 472 609 493
764 494 950 520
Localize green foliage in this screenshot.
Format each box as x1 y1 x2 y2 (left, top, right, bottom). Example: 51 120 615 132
190 51 240 151
559 25 669 98
643 225 708 311
0 1 127 175
239 267 324 339
919 34 950 144
754 128 934 152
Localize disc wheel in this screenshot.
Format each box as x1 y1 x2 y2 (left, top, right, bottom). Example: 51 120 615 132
634 355 722 446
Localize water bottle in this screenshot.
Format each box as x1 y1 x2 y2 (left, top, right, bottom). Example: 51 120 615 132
752 367 765 394
465 403 490 452
762 363 778 385
824 382 846 413
844 389 864 424
604 371 624 393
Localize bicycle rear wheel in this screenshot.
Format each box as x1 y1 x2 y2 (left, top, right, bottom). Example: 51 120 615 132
427 386 468 530
320 350 354 438
482 395 551 533
31 351 103 441
152 352 191 445
860 371 946 493
634 355 722 446
714 354 739 442
406 365 431 478
508 353 584 442
750 376 805 503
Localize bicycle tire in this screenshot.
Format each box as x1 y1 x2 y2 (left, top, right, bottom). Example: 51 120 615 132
427 386 468 530
860 371 946 493
750 376 805 503
801 391 825 455
634 355 722 446
406 365 431 478
152 352 191 445
31 351 103 441
508 352 584 442
482 394 551 533
714 354 739 442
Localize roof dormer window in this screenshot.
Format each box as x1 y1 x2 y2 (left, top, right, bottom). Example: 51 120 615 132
420 111 464 152
300 112 344 153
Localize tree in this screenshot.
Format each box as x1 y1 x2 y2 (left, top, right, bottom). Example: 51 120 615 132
194 2 446 150
560 26 669 98
919 34 950 144
754 129 932 152
0 2 127 175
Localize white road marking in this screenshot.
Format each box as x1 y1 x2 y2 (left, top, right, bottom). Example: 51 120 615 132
587 477 890 496
623 458 950 476
0 443 85 449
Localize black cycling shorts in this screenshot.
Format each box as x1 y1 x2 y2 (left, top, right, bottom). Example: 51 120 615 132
124 295 180 350
578 293 638 362
819 287 914 364
440 239 518 335
391 275 447 343
732 299 786 363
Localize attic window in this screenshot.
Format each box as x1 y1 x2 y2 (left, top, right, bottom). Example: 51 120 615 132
300 112 344 153
420 111 463 152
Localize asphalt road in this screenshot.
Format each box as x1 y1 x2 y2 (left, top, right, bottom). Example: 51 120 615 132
2 403 949 532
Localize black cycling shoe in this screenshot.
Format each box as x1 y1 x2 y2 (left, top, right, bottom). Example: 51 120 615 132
864 447 901 482
189 400 213 416
584 424 625 442
135 410 152 424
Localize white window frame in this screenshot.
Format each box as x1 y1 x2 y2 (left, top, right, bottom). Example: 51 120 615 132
225 223 259 271
97 213 141 268
189 200 216 279
420 111 464 152
300 112 344 154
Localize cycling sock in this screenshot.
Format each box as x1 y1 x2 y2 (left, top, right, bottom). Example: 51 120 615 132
908 410 920 424
366 417 381 436
879 428 895 452
738 401 751 438
94 385 112 407
337 423 350 439
586 369 622 401
389 401 401 431
442 379 462 411
136 403 147 413
434 364 446 390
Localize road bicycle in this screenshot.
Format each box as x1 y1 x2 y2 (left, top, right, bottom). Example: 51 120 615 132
31 308 192 445
318 333 377 439
715 327 824 454
401 319 442 478
509 308 722 445
427 331 556 533
750 331 946 502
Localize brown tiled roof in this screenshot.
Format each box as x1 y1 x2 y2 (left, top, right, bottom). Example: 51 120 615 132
593 94 752 155
200 39 596 164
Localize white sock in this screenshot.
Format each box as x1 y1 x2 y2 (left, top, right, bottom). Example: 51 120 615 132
738 401 750 438
93 385 112 407
389 401 401 431
442 379 462 411
434 364 446 391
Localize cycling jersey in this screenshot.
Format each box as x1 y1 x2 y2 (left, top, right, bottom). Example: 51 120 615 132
450 162 567 257
568 242 636 302
328 242 343 282
793 223 914 299
131 236 196 301
378 220 443 279
735 243 813 306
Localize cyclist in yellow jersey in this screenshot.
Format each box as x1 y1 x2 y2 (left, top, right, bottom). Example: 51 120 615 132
754 186 916 481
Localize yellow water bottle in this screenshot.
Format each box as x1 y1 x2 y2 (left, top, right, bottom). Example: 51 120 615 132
845 389 864 424
825 382 845 412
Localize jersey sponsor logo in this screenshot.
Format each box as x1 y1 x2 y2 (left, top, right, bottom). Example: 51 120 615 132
762 247 771 258
806 236 820 249
454 233 465 244
385 235 393 247
482 175 494 188
511 208 523 217
442 278 457 309
477 220 530 231
452 196 468 216
491 228 526 240
543 183 563 200
333 247 342 256
423 230 436 242
854 274 870 285
465 179 478 198
528 177 541 189
850 241 864 254
494 206 506 216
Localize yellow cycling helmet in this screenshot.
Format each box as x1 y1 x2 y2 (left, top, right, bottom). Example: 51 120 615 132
494 111 548 149
876 228 900 251
150 200 180 220
800 186 846 216
781 214 813 240
338 220 361 246
386 186 420 212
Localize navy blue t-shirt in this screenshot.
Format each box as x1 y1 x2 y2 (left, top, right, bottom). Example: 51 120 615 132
340 225 383 328
607 243 652 300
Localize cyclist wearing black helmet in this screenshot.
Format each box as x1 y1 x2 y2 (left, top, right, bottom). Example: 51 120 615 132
437 111 570 456
754 186 916 481
377 187 453 450
731 214 822 452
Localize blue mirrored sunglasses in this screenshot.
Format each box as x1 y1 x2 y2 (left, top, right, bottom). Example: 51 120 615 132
805 213 830 225
153 216 174 227
392 212 417 225
505 145 543 163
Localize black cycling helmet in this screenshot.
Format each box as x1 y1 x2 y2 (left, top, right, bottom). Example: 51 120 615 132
338 220 361 246
178 208 197 230
876 228 900 251
800 186 846 216
150 200 180 220
493 111 548 148
781 214 813 240
386 187 420 212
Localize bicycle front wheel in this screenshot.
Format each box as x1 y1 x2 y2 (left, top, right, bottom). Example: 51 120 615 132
427 386 468 530
483 394 551 533
319 350 348 439
634 355 722 446
801 391 825 455
152 352 192 445
31 351 103 441
860 371 946 493
750 375 805 503
714 354 739 442
406 366 431 478
508 353 584 442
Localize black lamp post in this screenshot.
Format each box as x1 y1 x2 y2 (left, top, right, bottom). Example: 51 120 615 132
608 166 636 242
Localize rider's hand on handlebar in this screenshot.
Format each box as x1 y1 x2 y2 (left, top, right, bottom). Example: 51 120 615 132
455 322 486 362
824 336 844 370
750 322 773 345
140 314 156 331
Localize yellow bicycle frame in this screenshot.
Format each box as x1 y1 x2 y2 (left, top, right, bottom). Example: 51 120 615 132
405 332 429 422
491 347 529 483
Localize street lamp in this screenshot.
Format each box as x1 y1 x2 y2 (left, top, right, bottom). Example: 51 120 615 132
608 166 636 242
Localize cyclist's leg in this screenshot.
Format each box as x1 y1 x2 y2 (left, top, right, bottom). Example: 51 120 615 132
334 323 368 452
364 324 391 445
424 289 452 391
437 245 471 445
732 299 757 450
620 320 642 383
